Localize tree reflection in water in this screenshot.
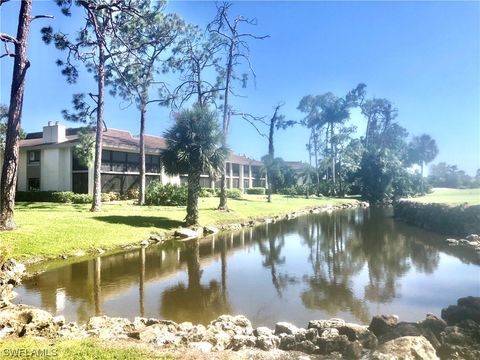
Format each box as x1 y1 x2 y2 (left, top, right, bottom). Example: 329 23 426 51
160 239 232 324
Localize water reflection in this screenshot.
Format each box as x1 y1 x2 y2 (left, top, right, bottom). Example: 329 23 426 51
17 208 479 326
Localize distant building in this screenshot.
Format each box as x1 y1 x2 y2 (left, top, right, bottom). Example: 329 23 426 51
6 121 266 194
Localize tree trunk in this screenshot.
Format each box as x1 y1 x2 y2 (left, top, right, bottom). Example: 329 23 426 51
186 170 201 226
330 121 336 196
218 42 234 211
312 129 320 189
0 0 32 231
138 100 146 206
90 41 106 212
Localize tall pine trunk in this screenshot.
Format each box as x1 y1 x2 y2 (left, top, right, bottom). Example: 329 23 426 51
218 42 234 211
330 121 336 196
0 0 32 230
267 114 275 203
90 42 106 212
138 99 147 206
186 170 201 226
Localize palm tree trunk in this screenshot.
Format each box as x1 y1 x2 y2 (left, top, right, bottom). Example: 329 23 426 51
0 0 32 231
90 41 106 212
186 170 201 226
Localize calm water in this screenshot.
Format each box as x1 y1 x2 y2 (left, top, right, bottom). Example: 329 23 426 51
16 208 480 328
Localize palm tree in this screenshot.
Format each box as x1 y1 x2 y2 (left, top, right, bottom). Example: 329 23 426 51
162 105 228 226
408 134 439 177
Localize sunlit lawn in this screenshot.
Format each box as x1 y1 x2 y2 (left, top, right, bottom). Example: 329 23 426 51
0 194 356 260
404 188 480 205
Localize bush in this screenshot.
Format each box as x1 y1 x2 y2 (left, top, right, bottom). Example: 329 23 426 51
126 187 139 200
145 181 188 206
0 243 12 266
245 187 266 195
199 188 216 197
226 188 242 199
71 194 93 204
101 192 121 202
51 191 74 203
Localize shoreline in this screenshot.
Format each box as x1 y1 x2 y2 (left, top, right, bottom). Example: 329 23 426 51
21 199 368 272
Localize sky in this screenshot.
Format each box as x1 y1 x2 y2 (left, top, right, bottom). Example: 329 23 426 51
1 1 479 175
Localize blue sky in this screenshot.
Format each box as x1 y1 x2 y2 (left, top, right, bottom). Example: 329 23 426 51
1 1 479 174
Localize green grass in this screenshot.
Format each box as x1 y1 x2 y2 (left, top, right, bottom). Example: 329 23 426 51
404 188 480 205
0 195 356 261
0 338 171 360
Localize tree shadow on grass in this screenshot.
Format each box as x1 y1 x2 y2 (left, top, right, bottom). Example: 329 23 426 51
92 215 184 228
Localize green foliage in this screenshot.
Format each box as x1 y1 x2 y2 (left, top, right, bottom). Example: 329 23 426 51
126 187 140 200
145 181 188 206
428 162 480 189
226 188 242 199
71 194 93 204
407 134 438 173
0 243 12 265
199 188 217 197
246 187 266 195
261 155 298 193
73 127 95 168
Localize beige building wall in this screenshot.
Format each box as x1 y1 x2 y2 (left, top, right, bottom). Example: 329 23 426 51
41 147 72 191
17 151 27 191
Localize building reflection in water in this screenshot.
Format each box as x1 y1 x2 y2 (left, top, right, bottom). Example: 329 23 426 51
17 208 479 326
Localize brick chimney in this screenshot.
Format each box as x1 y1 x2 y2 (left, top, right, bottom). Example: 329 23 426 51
43 121 66 143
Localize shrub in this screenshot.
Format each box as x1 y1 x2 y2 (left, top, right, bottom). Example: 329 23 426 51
245 187 266 195
51 192 74 203
145 181 188 206
0 243 12 266
101 192 121 202
71 194 93 204
199 188 216 197
126 187 139 200
226 188 242 199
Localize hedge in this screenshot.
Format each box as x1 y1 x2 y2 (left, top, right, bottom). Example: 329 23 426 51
393 201 480 236
245 187 266 195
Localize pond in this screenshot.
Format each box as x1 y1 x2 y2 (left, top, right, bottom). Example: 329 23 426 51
16 207 480 328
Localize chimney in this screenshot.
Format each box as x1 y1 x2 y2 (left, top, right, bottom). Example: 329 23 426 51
43 121 66 144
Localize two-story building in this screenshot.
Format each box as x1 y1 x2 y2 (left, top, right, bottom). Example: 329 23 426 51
8 121 266 194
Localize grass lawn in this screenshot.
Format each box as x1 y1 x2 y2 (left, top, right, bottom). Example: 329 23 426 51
404 188 480 205
0 338 171 360
0 195 356 261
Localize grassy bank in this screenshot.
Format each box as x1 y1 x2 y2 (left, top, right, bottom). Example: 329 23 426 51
0 195 356 261
403 187 480 205
0 338 170 360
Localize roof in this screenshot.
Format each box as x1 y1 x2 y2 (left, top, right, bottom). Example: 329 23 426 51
284 161 304 171
19 126 262 165
20 127 166 152
227 153 263 166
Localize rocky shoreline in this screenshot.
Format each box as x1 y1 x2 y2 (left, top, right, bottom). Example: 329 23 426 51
1 259 479 359
22 201 369 268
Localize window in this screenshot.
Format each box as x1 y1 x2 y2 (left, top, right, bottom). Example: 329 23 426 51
226 162 231 174
232 178 240 188
200 177 211 188
232 164 240 177
73 153 88 171
28 150 40 164
244 179 250 189
243 165 250 176
28 178 40 191
180 175 188 186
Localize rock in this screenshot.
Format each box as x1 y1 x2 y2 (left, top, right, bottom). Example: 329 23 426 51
149 235 164 242
344 340 363 359
1 260 25 307
137 324 180 345
421 314 447 338
308 318 345 334
446 238 459 245
53 315 65 327
140 240 149 247
255 334 280 351
203 226 219 235
174 227 201 239
378 322 423 343
370 336 439 360
275 322 299 335
441 296 480 325
279 334 297 350
188 341 213 353
229 334 256 350
73 251 85 257
368 315 399 337
338 323 377 349
438 320 480 360
87 316 134 339
297 340 318 354
96 248 105 254
466 234 480 241
254 326 273 337
317 331 350 355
